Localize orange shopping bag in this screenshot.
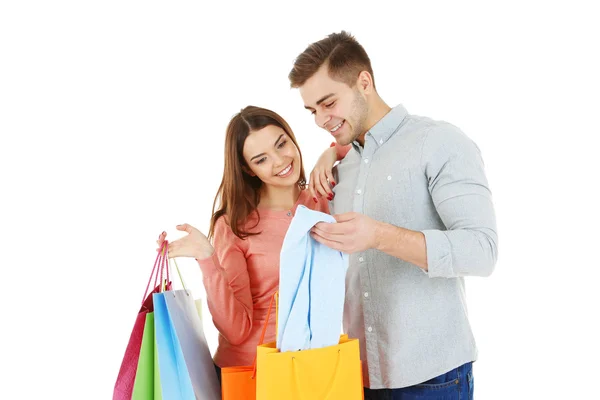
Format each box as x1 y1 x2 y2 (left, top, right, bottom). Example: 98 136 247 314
256 334 364 400
220 293 277 400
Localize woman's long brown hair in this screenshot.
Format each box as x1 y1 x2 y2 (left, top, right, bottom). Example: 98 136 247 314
208 106 306 241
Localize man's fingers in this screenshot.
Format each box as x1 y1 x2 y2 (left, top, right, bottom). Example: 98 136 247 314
313 221 347 235
311 231 344 251
333 212 356 223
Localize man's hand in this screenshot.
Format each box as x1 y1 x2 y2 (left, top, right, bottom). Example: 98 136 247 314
310 212 381 254
311 212 428 269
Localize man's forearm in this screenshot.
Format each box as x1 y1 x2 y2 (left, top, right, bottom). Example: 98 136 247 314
374 221 428 270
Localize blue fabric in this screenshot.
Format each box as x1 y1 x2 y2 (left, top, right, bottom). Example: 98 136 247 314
153 292 195 400
276 205 349 352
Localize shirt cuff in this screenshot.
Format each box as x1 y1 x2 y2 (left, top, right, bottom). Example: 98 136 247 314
421 229 453 278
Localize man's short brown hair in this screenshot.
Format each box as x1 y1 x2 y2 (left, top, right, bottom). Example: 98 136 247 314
288 31 375 89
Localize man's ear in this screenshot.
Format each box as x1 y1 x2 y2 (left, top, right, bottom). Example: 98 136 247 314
356 70 374 95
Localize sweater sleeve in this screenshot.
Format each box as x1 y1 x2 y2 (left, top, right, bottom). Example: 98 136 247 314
197 218 254 345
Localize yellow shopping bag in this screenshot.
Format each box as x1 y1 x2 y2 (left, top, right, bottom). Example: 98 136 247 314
256 334 363 400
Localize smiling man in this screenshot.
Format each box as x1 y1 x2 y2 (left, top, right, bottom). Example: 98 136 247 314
288 31 498 399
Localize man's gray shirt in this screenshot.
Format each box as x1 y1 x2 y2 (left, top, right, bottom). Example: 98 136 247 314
331 104 498 389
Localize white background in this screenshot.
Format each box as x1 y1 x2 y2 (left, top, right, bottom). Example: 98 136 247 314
1 1 599 399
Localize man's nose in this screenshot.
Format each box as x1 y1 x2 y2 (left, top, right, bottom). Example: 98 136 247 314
316 112 331 130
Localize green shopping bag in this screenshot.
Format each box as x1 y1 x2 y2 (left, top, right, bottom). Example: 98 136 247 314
154 323 162 400
132 312 163 400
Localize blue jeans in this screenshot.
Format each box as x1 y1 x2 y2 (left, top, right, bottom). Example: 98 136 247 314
363 362 474 400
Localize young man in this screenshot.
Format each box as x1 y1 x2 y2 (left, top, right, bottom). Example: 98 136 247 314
289 31 498 399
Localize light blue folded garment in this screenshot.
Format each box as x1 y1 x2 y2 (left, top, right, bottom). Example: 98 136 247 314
276 205 349 352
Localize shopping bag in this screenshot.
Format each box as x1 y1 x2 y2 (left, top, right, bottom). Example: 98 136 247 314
257 205 362 399
131 312 163 400
220 365 256 400
220 293 277 400
154 291 195 399
154 250 221 400
195 298 203 321
163 289 221 399
256 334 363 400
113 241 172 400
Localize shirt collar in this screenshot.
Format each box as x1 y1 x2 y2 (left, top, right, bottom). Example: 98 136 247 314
352 104 408 151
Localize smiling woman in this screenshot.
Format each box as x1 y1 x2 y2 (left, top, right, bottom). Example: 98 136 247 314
243 125 302 197
154 105 334 383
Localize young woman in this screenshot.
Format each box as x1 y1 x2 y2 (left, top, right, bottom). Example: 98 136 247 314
156 106 349 380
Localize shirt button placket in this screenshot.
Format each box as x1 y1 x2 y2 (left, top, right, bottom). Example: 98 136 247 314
360 256 374 338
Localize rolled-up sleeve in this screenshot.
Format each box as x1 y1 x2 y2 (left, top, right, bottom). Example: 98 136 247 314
420 124 498 278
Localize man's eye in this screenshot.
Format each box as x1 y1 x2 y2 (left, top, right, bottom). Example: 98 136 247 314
325 101 335 108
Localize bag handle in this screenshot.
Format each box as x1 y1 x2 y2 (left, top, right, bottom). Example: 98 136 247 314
169 258 188 292
153 243 166 293
159 241 170 292
251 291 277 379
292 347 343 400
148 239 188 300
141 240 170 305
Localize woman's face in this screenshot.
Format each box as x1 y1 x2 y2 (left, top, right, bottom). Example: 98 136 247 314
242 125 302 189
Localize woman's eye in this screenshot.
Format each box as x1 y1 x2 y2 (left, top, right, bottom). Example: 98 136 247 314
256 157 266 165
278 140 287 149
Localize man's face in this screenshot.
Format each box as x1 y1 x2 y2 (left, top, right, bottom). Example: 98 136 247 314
300 65 368 146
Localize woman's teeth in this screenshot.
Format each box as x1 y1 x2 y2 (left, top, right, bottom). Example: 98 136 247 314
277 164 292 176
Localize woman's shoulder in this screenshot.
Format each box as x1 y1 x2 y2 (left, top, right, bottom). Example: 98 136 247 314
212 215 234 238
214 213 259 245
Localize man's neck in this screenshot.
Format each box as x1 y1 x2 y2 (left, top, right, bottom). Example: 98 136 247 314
357 96 392 147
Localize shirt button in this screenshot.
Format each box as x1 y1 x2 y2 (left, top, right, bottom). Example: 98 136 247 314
287 211 292 217
359 257 364 262
387 175 392 180
364 159 369 164
368 326 373 332
356 189 362 195
364 292 369 298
